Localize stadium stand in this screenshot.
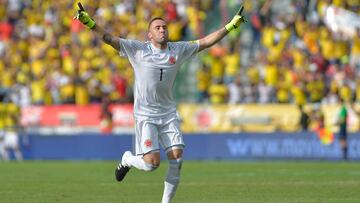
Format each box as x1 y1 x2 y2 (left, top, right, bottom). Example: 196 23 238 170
1 0 360 106
0 0 360 133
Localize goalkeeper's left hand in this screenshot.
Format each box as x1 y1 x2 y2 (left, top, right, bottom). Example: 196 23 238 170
225 5 247 32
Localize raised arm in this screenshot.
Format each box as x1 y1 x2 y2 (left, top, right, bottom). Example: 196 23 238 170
198 6 247 52
74 2 120 51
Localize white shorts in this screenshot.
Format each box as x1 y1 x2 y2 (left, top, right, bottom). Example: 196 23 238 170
4 131 19 149
134 113 184 155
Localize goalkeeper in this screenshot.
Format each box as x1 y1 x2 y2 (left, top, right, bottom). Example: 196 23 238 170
75 3 246 203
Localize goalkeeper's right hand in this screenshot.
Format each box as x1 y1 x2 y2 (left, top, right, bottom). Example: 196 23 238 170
225 5 247 32
74 3 96 29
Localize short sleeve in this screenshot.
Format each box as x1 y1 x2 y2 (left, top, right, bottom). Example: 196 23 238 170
173 40 199 63
119 39 144 61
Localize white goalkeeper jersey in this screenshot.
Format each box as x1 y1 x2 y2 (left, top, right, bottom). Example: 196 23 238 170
118 39 199 118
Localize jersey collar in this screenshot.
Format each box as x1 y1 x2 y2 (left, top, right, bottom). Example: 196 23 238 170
150 42 168 53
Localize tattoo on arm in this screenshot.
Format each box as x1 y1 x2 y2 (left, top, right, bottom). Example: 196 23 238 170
102 33 112 44
101 32 120 51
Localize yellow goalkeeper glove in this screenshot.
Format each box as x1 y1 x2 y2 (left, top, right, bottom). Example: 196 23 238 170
225 5 247 32
74 2 96 29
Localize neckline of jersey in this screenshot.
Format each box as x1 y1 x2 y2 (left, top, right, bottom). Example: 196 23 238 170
150 42 168 53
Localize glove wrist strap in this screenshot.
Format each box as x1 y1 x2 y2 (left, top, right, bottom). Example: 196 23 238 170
86 20 96 29
225 23 234 32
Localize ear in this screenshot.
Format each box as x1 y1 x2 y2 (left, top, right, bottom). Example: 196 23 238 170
147 32 152 40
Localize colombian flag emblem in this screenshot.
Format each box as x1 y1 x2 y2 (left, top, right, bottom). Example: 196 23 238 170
316 127 334 145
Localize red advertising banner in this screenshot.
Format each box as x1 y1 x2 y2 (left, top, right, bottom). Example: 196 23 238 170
20 103 360 135
111 104 134 126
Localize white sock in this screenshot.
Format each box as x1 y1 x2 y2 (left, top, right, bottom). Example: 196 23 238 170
14 149 23 161
125 155 158 172
162 159 182 203
0 147 8 160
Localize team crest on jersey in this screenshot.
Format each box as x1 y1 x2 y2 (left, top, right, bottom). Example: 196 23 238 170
144 139 152 148
169 56 176 64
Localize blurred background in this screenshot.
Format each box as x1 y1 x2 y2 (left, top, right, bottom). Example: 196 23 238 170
0 0 360 161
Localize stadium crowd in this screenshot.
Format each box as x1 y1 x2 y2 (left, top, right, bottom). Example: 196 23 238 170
0 0 359 107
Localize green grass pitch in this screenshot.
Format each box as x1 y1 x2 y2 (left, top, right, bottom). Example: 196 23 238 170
1 161 360 203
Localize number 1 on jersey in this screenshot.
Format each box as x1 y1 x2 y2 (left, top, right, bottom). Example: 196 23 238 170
160 69 163 81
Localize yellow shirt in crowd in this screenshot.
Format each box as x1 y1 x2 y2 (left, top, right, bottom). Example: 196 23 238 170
339 85 352 102
197 68 211 92
224 53 240 78
291 85 307 106
264 64 278 86
352 36 360 56
0 103 20 130
209 83 228 104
